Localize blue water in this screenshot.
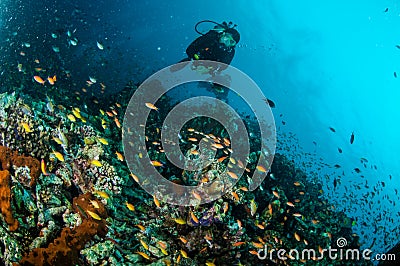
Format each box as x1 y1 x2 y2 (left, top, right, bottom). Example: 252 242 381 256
1 0 399 260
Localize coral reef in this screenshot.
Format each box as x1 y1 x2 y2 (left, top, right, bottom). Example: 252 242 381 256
0 145 40 186
0 92 52 159
0 170 19 231
19 193 108 265
0 91 373 266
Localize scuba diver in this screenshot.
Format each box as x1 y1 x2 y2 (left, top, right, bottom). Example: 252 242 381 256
172 20 240 102
182 20 240 68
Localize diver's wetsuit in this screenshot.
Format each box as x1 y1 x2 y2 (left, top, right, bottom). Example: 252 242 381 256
185 30 235 69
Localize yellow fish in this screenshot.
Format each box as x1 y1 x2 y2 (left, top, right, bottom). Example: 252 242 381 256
52 151 64 162
94 190 109 199
250 199 257 216
151 160 163 167
90 200 100 209
97 137 108 145
21 122 33 133
180 249 189 259
52 137 63 145
90 160 102 167
174 217 186 225
160 247 168 255
125 202 135 211
72 109 82 119
67 114 76 122
87 210 101 220
140 239 149 250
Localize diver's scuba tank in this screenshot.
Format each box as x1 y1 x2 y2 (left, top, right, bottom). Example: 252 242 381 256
194 20 237 35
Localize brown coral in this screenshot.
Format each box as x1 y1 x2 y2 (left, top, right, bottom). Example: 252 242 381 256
0 169 19 231
19 192 108 266
0 145 40 186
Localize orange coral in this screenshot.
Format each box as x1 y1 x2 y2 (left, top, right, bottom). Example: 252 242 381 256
0 145 40 186
19 193 108 265
0 170 19 231
0 145 40 232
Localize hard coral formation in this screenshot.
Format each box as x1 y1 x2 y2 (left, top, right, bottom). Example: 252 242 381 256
0 170 18 231
19 193 108 266
0 92 51 159
0 145 40 186
0 146 40 232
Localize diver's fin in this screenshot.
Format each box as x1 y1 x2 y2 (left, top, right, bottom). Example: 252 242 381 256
170 58 191 72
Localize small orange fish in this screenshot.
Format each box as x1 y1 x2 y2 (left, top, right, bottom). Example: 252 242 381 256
157 241 167 249
249 250 258 255
192 191 201 201
233 241 245 247
179 236 188 244
135 224 145 232
190 212 199 223
115 151 124 161
136 251 150 260
114 117 121 128
47 75 56 85
256 165 267 173
199 247 207 253
237 219 242 228
294 232 301 241
223 137 230 146
272 190 280 198
227 171 238 179
111 109 118 116
188 137 197 142
256 223 265 230
217 156 227 163
34 75 45 85
200 235 211 243
252 242 264 249
145 102 158 111
239 186 248 192
294 181 302 186
231 191 239 202
130 173 139 183
106 111 114 117
151 161 163 167
153 195 161 208
223 202 229 214
293 213 302 217
286 202 295 207
211 143 224 149
41 159 50 176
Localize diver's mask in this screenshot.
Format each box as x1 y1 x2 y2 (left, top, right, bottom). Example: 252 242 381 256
219 32 236 47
